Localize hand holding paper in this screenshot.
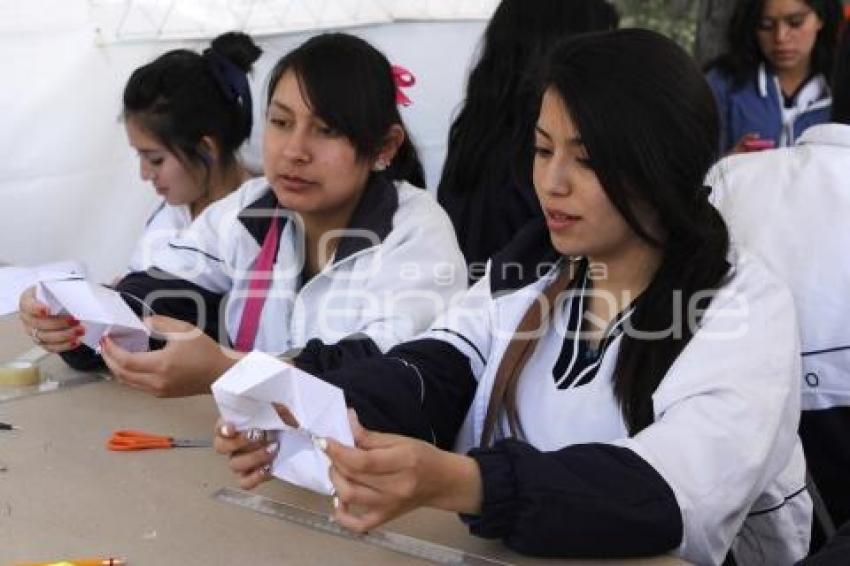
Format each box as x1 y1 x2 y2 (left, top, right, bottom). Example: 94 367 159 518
35 279 150 353
212 351 354 495
0 260 85 316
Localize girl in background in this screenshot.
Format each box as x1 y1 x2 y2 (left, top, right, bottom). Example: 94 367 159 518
124 31 261 271
706 0 843 153
437 0 618 278
19 31 261 358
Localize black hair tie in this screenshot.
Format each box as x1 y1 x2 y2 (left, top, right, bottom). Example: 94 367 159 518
203 48 253 137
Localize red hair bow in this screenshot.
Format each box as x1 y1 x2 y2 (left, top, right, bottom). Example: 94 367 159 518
392 65 415 107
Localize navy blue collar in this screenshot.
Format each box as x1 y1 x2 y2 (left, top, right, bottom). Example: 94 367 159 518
238 174 399 265
489 217 560 294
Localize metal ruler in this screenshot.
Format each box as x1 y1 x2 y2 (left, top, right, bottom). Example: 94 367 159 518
212 487 512 565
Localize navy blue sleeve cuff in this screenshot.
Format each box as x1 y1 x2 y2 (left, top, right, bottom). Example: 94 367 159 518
465 440 682 558
462 447 519 540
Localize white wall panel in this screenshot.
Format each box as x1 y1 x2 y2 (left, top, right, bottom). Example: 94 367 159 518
0 0 485 281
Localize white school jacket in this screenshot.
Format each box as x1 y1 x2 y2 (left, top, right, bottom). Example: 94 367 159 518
425 248 810 565
127 201 192 273
153 176 468 354
708 123 850 412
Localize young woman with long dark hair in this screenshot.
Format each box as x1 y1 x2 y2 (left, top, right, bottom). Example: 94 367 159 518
217 30 810 564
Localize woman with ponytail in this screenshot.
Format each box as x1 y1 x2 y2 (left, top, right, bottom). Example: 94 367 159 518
123 31 262 272
18 31 261 365
215 30 809 564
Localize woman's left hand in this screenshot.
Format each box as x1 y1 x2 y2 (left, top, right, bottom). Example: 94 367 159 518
323 410 483 533
101 315 240 397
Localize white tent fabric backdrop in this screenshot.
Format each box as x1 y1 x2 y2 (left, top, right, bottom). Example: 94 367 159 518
0 0 489 281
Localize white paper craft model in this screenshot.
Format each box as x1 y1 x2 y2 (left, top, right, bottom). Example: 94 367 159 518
212 351 355 495
35 279 150 353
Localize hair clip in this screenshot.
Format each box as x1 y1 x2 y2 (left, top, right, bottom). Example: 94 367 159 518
391 65 415 107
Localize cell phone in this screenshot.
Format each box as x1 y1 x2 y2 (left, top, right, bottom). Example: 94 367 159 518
742 138 776 152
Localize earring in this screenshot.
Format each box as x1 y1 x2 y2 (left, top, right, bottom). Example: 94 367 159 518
373 158 389 172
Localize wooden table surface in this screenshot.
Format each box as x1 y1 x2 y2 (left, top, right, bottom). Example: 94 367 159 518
0 314 686 565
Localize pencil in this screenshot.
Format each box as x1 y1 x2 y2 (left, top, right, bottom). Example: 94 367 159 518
14 559 125 566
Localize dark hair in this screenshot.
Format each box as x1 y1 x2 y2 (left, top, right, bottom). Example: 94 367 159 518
266 33 425 188
482 29 731 443
709 0 843 85
437 0 619 199
832 23 850 123
123 31 261 171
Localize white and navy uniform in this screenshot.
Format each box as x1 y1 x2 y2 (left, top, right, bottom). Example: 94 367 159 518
137 175 464 354
708 123 850 532
317 221 811 565
60 174 467 370
127 201 192 273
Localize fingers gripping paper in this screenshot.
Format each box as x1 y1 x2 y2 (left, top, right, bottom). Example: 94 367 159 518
35 279 150 352
211 352 354 495
0 261 85 315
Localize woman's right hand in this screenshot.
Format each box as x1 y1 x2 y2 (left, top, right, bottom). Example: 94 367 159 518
18 286 84 352
213 406 296 490
214 420 278 489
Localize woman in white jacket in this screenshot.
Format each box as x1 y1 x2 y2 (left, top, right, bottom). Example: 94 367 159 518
217 30 810 564
124 31 261 272
708 26 850 551
21 33 467 396
18 32 261 356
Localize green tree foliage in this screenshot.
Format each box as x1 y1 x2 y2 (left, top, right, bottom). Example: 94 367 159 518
612 0 699 52
613 0 850 61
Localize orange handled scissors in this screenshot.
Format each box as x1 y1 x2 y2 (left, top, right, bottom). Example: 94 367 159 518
107 429 212 451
